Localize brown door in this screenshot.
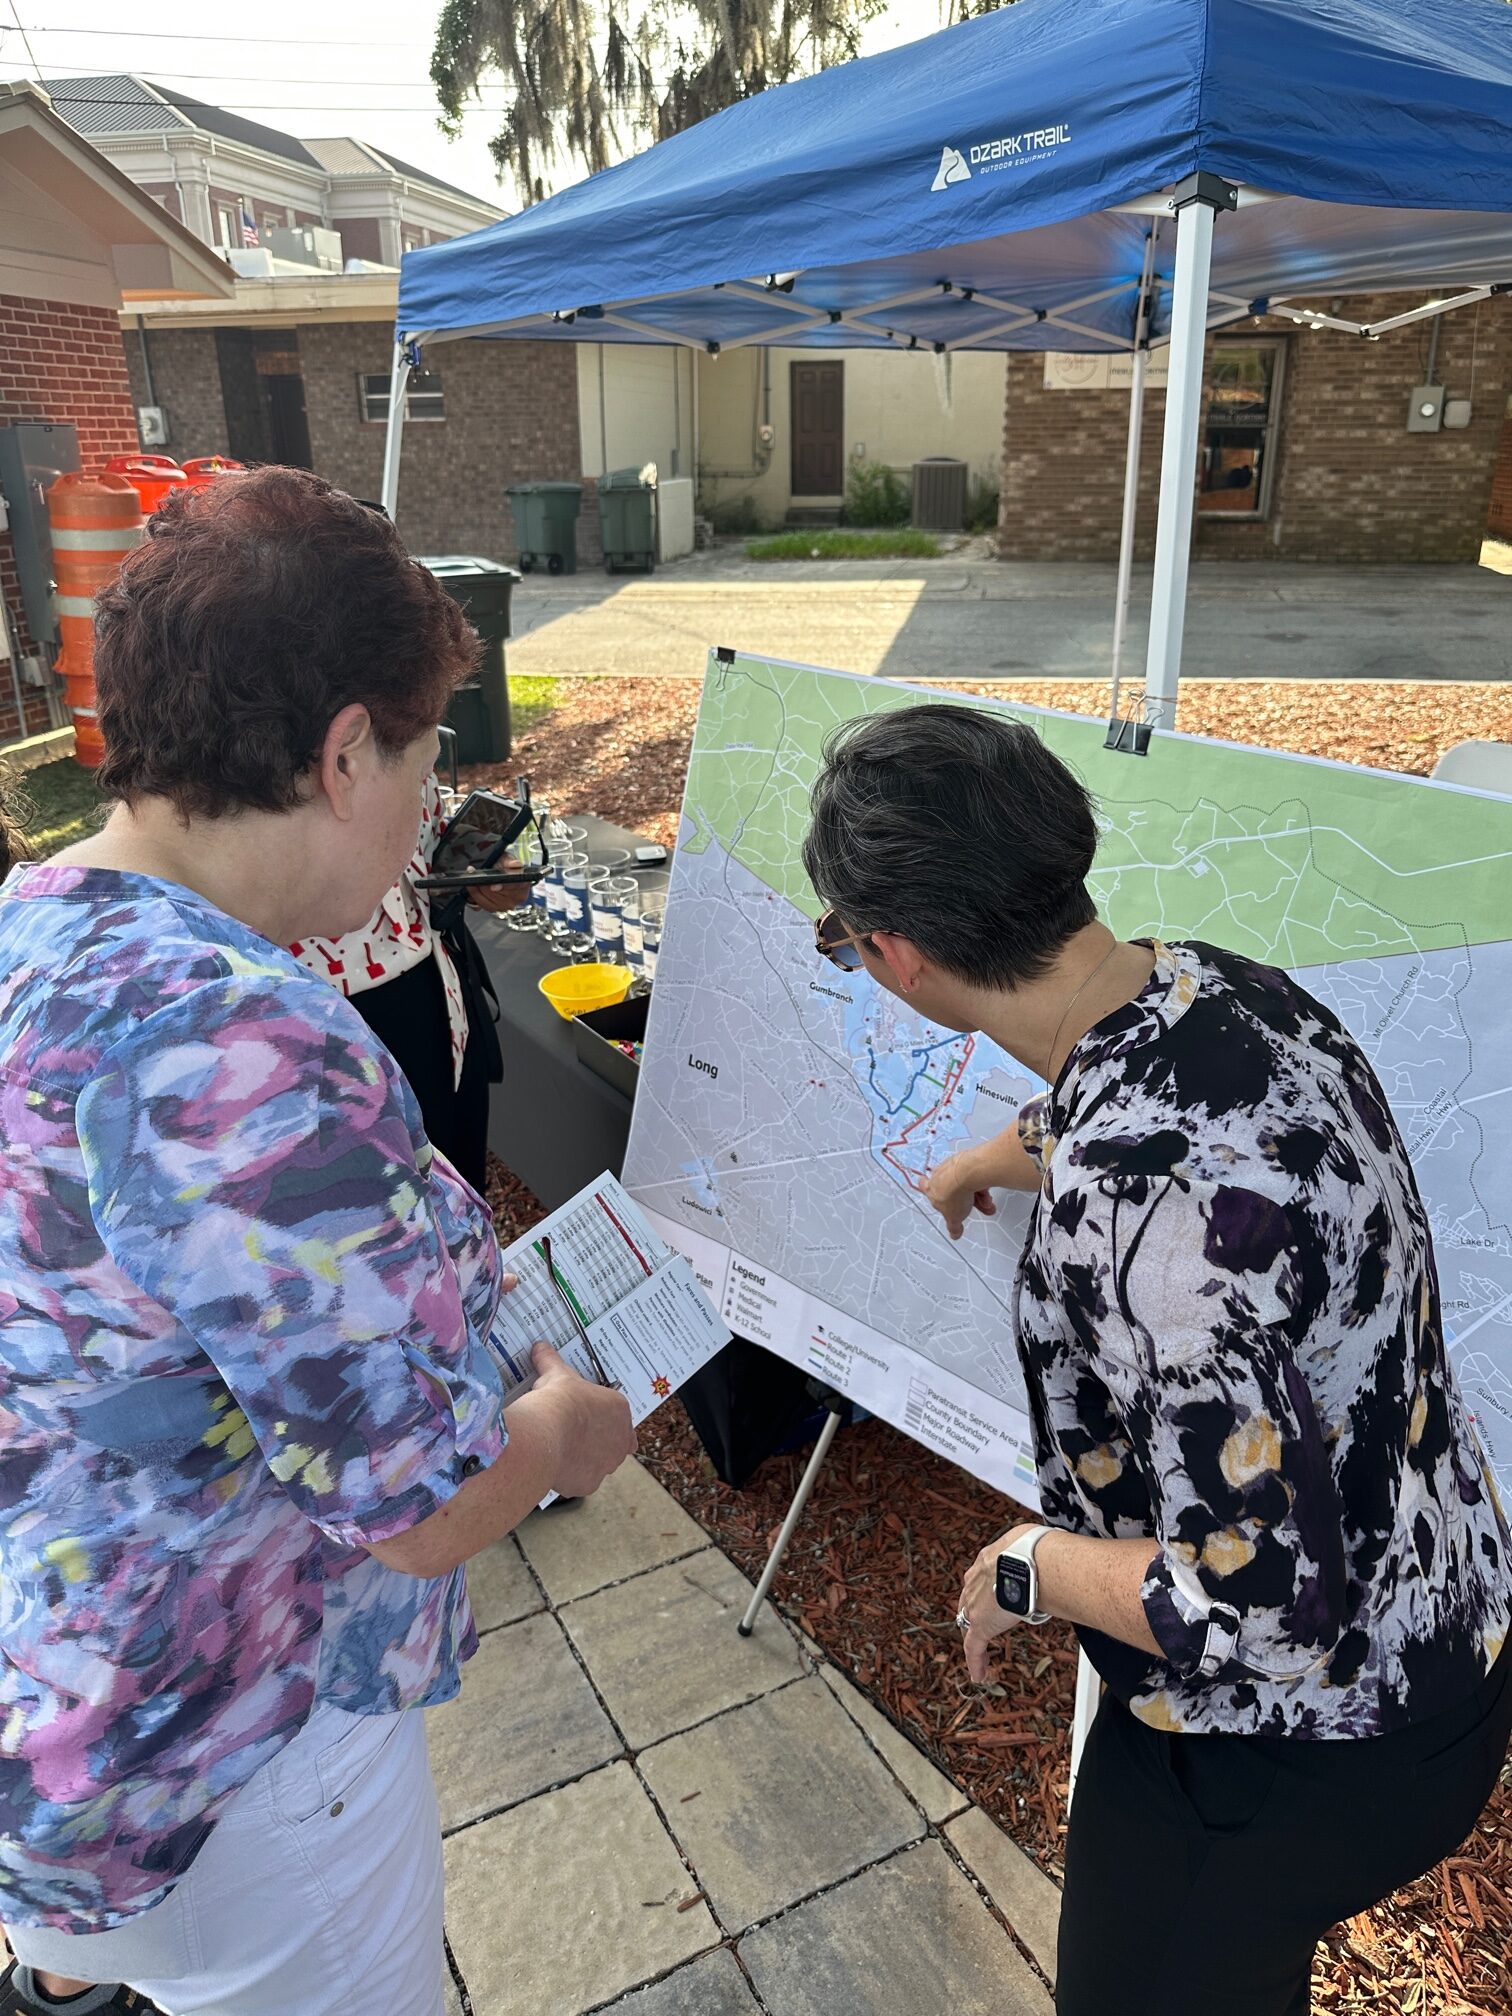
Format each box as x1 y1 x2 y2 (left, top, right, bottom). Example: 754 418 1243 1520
791 362 844 496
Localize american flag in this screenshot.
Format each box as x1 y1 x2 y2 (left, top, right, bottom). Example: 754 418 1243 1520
241 208 259 248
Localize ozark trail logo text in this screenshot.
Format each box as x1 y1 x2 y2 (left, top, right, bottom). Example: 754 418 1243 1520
931 123 1072 190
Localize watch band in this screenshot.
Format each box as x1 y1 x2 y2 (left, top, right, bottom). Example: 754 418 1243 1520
997 1524 1052 1625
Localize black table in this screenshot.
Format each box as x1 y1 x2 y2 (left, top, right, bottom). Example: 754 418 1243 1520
471 813 649 1208
473 814 834 1485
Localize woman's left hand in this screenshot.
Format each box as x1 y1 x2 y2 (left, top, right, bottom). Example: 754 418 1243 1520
468 881 531 915
957 1523 1036 1683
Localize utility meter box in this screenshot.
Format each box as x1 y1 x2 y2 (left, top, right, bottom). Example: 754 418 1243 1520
0 421 81 649
1407 384 1445 433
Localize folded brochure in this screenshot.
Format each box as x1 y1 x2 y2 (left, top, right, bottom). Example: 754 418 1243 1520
488 1172 731 1423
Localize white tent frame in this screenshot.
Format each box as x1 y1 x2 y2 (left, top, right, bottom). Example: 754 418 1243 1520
383 170 1508 731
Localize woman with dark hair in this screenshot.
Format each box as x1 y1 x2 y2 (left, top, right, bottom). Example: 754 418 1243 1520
803 702 1511 2016
0 468 634 2015
288 498 510 1195
289 770 509 1193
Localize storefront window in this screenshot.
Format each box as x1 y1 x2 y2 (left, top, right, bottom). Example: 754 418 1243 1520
1199 340 1285 517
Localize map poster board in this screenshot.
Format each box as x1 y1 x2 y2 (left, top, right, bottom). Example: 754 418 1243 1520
622 652 1512 1511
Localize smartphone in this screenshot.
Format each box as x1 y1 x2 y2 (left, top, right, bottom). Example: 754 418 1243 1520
415 788 545 891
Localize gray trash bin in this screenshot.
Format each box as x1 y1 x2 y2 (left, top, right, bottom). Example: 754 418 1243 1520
599 465 658 573
416 555 520 763
506 480 583 575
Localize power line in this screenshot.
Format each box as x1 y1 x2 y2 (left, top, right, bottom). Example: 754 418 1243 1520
36 59 509 89
13 23 414 47
33 94 500 115
6 3 43 76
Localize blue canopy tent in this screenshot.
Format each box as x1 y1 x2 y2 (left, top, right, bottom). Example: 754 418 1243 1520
389 0 1512 730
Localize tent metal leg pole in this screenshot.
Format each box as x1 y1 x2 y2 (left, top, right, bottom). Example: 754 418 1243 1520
1108 345 1148 714
380 342 411 521
1066 1649 1102 1812
1142 194 1218 730
692 353 701 514
738 1407 844 1636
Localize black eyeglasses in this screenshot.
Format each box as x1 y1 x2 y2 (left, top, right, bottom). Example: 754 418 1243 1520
814 908 875 972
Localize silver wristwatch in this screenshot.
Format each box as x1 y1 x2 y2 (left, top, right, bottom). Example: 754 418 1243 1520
995 1524 1052 1625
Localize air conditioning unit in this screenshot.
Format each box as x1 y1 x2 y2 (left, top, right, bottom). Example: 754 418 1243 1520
138 406 169 448
911 456 968 531
266 225 344 273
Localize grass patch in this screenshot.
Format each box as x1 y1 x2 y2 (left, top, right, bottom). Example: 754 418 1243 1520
13 680 562 860
745 529 943 562
13 758 107 859
503 674 560 740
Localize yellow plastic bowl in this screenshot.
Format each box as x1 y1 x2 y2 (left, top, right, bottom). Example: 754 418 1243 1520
538 964 633 1020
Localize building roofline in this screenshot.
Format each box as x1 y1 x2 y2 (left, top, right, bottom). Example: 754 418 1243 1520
124 268 399 328
0 81 235 300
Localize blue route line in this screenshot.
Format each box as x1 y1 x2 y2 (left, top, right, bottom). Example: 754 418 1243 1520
864 1036 963 1121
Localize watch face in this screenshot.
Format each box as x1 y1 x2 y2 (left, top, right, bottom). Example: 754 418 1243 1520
996 1553 1034 1617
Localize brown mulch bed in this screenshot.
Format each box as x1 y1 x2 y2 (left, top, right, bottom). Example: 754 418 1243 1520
459 673 1512 831
480 669 1512 2014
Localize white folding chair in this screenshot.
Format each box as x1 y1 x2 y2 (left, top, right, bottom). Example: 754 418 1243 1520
1430 740 1512 796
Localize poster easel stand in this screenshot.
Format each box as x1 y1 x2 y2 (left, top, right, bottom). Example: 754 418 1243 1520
737 1395 847 1637
738 1406 1103 1808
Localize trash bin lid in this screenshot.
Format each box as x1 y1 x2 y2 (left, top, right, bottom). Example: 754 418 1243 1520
600 465 657 490
527 481 584 494
416 554 523 580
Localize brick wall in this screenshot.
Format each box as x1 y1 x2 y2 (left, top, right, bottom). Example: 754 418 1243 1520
124 327 232 460
1489 414 1512 540
298 323 593 560
138 182 184 223
1000 293 1512 564
336 219 383 266
0 295 140 744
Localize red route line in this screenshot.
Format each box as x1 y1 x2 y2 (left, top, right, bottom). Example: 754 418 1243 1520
881 1035 975 1190
595 1192 655 1276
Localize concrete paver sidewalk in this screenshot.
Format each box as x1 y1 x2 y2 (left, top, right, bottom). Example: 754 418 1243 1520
429 1459 1062 2016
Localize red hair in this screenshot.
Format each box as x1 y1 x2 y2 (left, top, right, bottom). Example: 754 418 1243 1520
95 466 478 819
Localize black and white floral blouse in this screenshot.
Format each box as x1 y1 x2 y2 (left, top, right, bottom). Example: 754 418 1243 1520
1014 940 1510 1738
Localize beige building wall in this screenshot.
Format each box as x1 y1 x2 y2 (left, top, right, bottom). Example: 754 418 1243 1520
577 343 694 481
696 345 1006 529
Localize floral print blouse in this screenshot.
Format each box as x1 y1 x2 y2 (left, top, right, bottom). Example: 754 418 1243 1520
0 865 507 1932
1015 940 1509 1738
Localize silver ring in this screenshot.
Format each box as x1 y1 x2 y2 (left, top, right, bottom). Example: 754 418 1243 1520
955 1608 971 1632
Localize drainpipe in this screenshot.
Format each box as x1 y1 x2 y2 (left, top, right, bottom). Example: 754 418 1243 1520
136 316 158 408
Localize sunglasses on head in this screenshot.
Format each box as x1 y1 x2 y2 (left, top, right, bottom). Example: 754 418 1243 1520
814 909 876 972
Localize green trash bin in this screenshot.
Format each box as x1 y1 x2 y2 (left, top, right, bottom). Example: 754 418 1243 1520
506 480 583 575
599 465 657 574
416 555 520 763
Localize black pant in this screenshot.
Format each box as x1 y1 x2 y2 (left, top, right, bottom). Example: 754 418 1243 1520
351 951 491 1193
1057 1642 1512 2015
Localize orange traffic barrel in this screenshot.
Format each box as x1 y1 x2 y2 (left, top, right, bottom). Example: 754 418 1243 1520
104 454 189 515
47 472 143 769
181 455 244 488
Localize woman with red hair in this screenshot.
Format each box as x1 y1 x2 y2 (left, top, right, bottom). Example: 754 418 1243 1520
0 469 633 2015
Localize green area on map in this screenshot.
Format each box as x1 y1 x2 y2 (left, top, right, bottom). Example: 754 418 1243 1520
680 656 1512 963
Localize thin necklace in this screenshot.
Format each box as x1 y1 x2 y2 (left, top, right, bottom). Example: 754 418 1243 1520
1044 938 1122 1082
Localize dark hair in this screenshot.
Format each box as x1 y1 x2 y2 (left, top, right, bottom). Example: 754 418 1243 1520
94 467 478 819
801 703 1100 989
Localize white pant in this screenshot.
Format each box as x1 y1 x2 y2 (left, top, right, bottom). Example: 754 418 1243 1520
7 1704 446 2016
